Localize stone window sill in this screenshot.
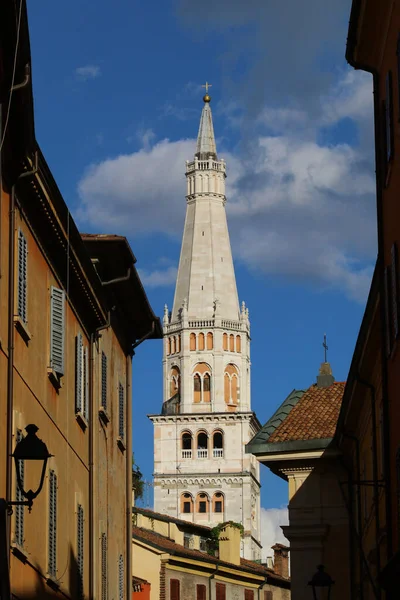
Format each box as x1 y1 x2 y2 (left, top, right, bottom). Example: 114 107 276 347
47 368 62 392
76 411 88 431
117 436 126 453
14 316 32 344
99 406 110 424
12 543 28 563
46 576 60 591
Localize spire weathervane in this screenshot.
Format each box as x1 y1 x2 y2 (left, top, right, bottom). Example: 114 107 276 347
323 333 328 363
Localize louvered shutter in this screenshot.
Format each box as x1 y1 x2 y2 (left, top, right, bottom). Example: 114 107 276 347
75 334 83 413
17 229 28 323
77 504 84 598
101 533 108 600
48 470 57 577
196 584 206 600
216 582 226 600
118 554 124 600
101 352 107 412
245 590 254 600
50 287 65 375
15 430 24 547
118 383 125 439
83 347 89 421
170 579 180 600
391 243 399 340
384 266 392 356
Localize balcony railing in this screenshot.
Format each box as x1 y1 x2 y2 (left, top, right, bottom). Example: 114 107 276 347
213 448 223 458
181 449 192 459
197 449 208 459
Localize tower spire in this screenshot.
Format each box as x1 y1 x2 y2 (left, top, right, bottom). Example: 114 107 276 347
195 91 217 160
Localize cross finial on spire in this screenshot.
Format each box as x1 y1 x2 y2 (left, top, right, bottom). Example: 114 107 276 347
323 333 328 363
202 81 212 94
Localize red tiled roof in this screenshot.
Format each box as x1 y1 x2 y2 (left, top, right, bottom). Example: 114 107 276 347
267 382 345 443
132 526 289 582
133 507 211 532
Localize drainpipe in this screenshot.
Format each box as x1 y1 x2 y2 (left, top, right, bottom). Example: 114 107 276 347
126 351 133 600
356 375 381 596
6 153 37 557
101 267 131 287
89 316 110 600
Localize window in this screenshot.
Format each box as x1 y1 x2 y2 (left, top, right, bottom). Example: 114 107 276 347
118 554 124 600
245 591 254 600
196 493 209 514
215 501 222 513
213 431 223 458
199 332 205 350
15 430 24 547
207 332 213 350
50 287 65 376
216 582 226 600
199 538 208 552
101 533 108 600
194 374 201 402
193 364 212 403
190 333 197 351
170 367 181 398
203 373 211 403
184 533 193 548
167 337 171 355
197 432 208 458
199 501 207 513
197 584 206 600
386 71 394 162
170 579 180 600
224 364 239 405
17 229 28 324
223 333 228 351
236 335 241 352
118 383 125 440
77 505 84 598
213 492 224 514
229 334 234 352
48 470 57 578
181 493 193 514
391 243 399 340
75 334 89 420
171 336 176 354
101 352 107 412
181 431 192 459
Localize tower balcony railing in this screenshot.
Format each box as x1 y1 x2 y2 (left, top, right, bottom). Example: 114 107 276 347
181 449 192 459
185 159 226 174
213 448 223 458
197 449 208 459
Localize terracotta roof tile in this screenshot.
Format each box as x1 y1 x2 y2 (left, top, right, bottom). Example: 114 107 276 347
133 507 211 532
267 382 345 443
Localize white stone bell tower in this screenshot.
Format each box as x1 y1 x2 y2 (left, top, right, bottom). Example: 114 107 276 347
149 89 261 560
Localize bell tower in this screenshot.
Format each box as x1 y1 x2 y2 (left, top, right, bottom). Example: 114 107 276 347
149 89 261 560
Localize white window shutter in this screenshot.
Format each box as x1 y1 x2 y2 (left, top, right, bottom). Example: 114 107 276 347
17 229 28 324
50 287 65 375
75 334 83 413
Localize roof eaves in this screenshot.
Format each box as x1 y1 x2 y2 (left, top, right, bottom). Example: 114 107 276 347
247 437 334 457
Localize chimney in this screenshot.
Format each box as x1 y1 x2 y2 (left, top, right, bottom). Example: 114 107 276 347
272 544 289 579
218 524 241 566
316 362 335 388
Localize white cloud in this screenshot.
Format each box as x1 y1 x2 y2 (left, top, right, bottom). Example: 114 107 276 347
138 266 178 288
76 70 376 303
260 506 289 562
75 65 101 81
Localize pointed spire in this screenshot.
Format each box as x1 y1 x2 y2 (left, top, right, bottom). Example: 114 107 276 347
195 95 217 160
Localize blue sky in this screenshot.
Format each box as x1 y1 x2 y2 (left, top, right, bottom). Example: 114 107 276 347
27 0 376 552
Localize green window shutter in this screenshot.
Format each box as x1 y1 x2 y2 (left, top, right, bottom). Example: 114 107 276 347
118 554 124 600
101 532 108 600
50 287 65 375
75 334 83 413
48 470 57 577
17 229 28 323
77 504 84 598
15 429 24 547
83 347 89 421
101 352 107 412
118 383 125 439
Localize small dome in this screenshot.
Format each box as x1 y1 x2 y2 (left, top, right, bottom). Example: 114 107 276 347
203 94 211 103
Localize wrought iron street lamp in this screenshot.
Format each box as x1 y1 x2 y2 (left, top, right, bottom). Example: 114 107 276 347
308 565 335 600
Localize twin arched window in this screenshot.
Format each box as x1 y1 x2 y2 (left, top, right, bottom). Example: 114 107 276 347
180 492 224 515
181 430 224 459
224 364 239 406
169 366 181 399
193 363 211 403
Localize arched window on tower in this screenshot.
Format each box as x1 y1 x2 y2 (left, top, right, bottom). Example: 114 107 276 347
197 431 208 459
181 431 193 459
236 335 241 353
196 492 210 515
212 492 224 514
229 334 235 352
170 366 181 399
224 364 239 408
223 333 228 351
193 363 212 404
166 338 171 356
212 430 223 458
181 493 193 514
203 373 211 403
176 335 181 353
190 333 196 351
207 332 213 350
171 336 176 354
198 333 205 351
193 374 201 403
